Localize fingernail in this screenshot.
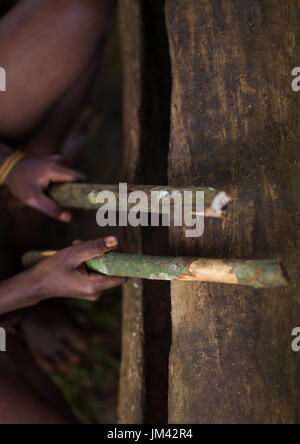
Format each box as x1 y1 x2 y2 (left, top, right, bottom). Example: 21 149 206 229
60 211 72 223
104 236 118 248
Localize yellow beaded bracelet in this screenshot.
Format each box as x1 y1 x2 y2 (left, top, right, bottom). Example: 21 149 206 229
0 150 25 186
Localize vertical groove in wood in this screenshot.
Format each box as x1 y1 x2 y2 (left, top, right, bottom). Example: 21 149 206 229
118 0 145 424
118 0 172 424
139 0 172 424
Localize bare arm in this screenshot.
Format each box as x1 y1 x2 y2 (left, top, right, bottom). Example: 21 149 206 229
0 267 41 315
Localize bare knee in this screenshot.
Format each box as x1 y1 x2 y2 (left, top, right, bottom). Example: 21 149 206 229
0 0 116 141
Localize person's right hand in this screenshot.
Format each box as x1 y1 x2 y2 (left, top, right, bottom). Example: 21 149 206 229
30 237 127 302
4 154 85 222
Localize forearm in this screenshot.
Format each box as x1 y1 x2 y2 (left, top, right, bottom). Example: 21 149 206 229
0 269 42 315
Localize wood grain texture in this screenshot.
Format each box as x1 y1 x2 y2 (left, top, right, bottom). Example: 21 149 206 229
166 0 300 424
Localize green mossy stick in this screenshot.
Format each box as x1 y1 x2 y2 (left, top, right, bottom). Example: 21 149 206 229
22 251 288 289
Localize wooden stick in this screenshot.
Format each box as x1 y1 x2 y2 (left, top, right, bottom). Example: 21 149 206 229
0 184 231 218
48 183 231 218
22 251 288 289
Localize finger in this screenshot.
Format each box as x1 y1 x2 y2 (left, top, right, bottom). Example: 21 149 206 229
27 193 72 222
71 243 87 271
47 154 65 165
48 164 86 183
72 240 84 246
89 274 128 292
70 237 119 267
84 292 103 302
79 264 89 276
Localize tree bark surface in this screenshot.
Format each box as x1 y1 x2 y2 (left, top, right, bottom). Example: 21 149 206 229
166 0 300 424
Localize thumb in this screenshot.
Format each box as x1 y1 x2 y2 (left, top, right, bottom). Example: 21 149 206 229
70 237 119 267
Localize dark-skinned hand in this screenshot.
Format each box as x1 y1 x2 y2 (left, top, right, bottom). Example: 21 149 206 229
0 237 127 316
31 237 127 302
5 154 85 222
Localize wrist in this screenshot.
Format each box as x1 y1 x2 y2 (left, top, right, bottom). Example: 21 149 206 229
27 262 58 302
0 150 25 187
24 266 50 303
18 268 45 305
